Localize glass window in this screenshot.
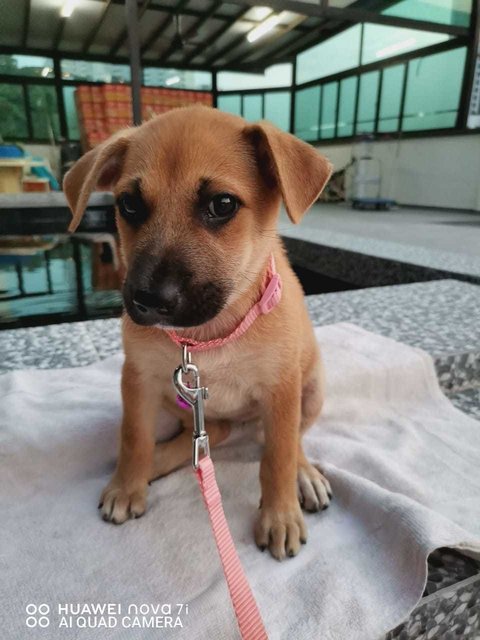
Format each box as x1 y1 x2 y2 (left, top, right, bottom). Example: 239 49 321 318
63 86 80 141
296 25 361 85
217 64 292 90
337 77 357 137
61 60 131 83
243 94 263 122
217 94 242 117
320 82 338 139
383 0 472 28
403 47 467 131
295 86 321 141
378 64 406 133
264 92 290 131
143 68 212 90
0 54 54 78
362 23 450 65
356 71 380 134
27 85 60 140
0 84 28 139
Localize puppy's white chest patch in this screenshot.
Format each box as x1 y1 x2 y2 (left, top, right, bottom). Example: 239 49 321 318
203 369 258 422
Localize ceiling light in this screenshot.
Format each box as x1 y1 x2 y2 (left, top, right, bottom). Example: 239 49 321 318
61 0 78 18
165 75 180 86
375 37 417 59
247 14 281 43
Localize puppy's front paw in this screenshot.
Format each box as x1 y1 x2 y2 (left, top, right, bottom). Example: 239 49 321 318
297 462 332 512
99 481 147 524
255 502 307 561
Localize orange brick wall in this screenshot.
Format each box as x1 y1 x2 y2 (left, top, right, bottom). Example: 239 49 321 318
75 84 213 149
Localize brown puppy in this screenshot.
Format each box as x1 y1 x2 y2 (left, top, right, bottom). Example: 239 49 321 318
64 106 332 560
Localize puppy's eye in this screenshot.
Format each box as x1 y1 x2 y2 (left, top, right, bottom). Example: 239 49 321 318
207 194 239 220
117 192 148 225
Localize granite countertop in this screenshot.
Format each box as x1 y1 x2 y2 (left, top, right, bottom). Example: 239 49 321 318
1 278 479 635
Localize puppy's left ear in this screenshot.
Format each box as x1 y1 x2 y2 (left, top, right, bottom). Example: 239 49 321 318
244 121 332 223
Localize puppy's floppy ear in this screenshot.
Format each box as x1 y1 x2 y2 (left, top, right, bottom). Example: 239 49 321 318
244 121 332 223
63 129 133 232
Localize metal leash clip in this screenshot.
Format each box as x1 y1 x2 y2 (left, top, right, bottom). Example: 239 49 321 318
173 346 210 470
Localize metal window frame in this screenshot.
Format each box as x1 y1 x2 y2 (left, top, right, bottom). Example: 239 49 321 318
0 75 54 142
457 0 480 127
218 86 288 121
288 38 476 145
354 69 381 136
0 66 214 144
215 37 479 146
334 76 354 139
2 0 479 146
0 44 253 74
224 0 469 37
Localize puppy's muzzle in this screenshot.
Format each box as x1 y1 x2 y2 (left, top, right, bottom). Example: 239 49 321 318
133 282 180 318
123 258 231 328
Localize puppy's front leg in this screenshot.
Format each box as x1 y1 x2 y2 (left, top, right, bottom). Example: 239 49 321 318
255 375 306 560
100 360 158 524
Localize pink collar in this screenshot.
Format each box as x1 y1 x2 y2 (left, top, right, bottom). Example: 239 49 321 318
165 254 282 353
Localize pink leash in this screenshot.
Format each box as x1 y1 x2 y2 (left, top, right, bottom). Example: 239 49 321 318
196 457 268 639
171 255 280 639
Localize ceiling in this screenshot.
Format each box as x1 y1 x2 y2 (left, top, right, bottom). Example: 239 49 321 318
0 0 469 72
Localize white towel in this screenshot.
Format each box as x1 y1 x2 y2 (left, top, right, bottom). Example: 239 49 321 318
1 323 479 640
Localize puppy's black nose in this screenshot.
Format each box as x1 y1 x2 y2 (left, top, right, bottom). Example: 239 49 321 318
133 284 180 316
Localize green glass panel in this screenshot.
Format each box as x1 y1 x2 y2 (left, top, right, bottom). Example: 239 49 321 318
337 77 357 137
217 64 292 90
264 91 290 131
319 82 338 139
294 86 321 141
63 86 80 141
27 85 60 140
0 84 28 139
357 71 380 134
143 68 212 90
378 64 405 133
243 94 263 122
0 55 54 78
362 24 449 65
296 25 361 84
60 60 130 83
217 94 242 116
403 47 467 131
383 0 471 27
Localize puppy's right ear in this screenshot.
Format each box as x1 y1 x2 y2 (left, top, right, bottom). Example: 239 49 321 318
63 130 133 232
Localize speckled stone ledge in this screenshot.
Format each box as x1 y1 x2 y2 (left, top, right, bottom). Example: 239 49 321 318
306 279 480 394
283 237 480 289
2 280 479 393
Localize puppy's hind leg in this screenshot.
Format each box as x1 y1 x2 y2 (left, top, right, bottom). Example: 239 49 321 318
150 418 231 481
297 364 332 513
